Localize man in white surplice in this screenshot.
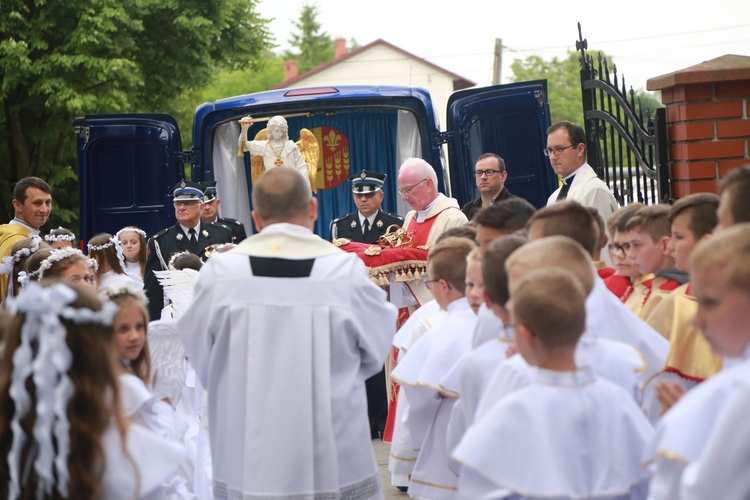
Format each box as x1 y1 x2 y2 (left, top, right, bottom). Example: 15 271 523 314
179 167 397 500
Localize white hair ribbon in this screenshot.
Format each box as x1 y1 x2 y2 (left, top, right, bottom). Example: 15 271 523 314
4 282 117 499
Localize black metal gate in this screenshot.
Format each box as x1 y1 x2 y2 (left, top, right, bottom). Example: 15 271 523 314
577 24 671 205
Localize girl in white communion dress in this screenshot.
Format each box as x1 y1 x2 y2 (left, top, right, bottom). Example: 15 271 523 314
0 282 183 499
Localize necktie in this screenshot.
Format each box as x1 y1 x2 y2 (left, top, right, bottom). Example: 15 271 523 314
556 176 574 202
362 219 370 240
188 228 197 252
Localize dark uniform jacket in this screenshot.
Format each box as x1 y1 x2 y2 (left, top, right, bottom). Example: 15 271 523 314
460 186 516 221
144 222 233 319
329 209 404 244
215 216 247 243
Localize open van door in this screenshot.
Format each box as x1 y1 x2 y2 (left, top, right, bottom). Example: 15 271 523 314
445 80 556 209
74 114 186 244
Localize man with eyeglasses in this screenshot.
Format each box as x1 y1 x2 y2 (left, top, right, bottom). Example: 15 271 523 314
329 169 403 245
544 121 618 224
397 157 468 248
461 153 517 221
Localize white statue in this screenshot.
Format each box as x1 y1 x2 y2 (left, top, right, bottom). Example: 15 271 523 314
238 115 319 192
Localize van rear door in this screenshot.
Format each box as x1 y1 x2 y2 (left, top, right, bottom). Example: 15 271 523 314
74 114 185 243
445 80 556 209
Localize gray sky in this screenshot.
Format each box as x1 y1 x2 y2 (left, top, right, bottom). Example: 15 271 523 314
256 0 750 92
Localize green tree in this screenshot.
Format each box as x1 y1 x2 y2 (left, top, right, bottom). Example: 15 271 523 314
0 0 271 226
509 50 663 126
283 4 334 73
169 55 285 147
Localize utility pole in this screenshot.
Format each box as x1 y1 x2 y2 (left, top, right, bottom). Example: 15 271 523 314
492 38 502 85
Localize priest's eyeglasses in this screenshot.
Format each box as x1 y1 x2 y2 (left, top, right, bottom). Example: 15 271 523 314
475 169 503 177
543 145 575 157
398 178 428 196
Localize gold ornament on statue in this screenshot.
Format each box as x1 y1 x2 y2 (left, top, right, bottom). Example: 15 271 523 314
237 115 319 193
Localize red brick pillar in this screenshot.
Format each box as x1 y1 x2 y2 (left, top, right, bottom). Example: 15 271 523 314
648 55 750 198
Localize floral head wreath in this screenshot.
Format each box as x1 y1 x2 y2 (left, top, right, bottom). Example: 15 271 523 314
115 226 147 241
0 236 44 276
86 238 114 252
86 257 99 272
167 250 193 270
44 227 76 243
99 284 149 305
3 282 117 498
37 247 86 280
202 242 237 260
87 236 127 273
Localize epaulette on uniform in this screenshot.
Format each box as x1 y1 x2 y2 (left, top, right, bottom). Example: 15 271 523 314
388 212 404 222
151 227 170 240
208 221 232 233
220 217 243 226
331 213 351 225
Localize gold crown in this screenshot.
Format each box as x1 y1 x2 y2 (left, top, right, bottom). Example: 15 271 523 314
378 225 414 249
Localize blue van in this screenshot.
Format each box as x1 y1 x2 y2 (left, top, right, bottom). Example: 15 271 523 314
74 80 557 242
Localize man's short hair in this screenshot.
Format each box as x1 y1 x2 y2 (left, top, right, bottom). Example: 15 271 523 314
719 165 750 224
607 202 645 235
398 158 438 186
624 205 671 242
252 168 311 222
482 234 528 306
474 198 536 232
527 201 597 257
691 223 750 293
512 267 587 350
436 225 475 244
427 236 476 294
13 177 51 203
669 193 720 239
547 121 586 146
506 236 595 295
475 153 506 173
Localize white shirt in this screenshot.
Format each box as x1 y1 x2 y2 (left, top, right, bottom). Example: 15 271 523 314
10 217 40 236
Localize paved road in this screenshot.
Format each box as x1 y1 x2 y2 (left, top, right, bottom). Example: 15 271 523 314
373 438 408 499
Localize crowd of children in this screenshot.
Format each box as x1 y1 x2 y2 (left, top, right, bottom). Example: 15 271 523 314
0 166 749 499
0 221 225 498
387 165 750 499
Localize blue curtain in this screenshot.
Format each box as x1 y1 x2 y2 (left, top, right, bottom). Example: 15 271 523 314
242 109 399 238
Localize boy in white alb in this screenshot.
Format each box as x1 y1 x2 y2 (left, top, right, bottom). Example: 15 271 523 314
455 268 654 499
387 298 443 491
527 201 669 389
475 236 646 426
645 224 750 499
391 237 477 498
442 235 528 457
